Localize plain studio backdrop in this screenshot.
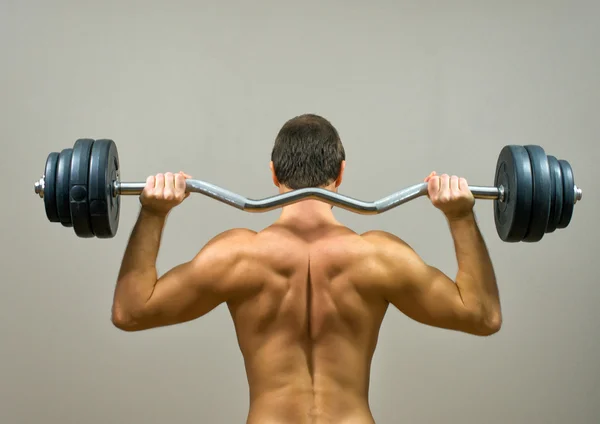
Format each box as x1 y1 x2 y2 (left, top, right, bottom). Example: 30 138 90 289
1 1 598 423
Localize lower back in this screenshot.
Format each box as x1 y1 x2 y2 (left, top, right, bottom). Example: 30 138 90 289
245 347 375 423
247 386 375 424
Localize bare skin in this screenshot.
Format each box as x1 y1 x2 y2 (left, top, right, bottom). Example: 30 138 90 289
111 166 502 424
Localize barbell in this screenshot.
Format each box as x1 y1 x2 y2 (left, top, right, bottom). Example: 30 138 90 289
33 138 582 242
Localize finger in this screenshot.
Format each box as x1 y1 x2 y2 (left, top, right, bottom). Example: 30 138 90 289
165 172 175 189
179 172 192 200
440 174 450 191
438 174 450 202
175 173 187 198
154 173 165 192
424 171 436 182
164 173 175 200
145 175 155 192
450 175 459 194
459 177 469 192
427 176 440 197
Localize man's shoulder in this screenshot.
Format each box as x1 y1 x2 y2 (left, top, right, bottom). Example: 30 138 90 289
206 228 258 245
194 228 258 264
361 230 408 247
359 230 418 264
191 228 259 277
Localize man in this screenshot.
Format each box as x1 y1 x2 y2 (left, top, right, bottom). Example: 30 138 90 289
111 114 502 424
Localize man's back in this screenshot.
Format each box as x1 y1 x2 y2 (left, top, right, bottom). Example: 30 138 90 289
228 223 387 424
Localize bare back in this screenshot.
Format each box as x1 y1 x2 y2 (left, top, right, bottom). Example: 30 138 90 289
113 206 498 423
227 223 389 424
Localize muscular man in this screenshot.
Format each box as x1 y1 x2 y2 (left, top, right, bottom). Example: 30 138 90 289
111 114 502 424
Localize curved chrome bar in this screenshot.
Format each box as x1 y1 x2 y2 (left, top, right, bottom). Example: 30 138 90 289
113 180 502 215
244 188 379 214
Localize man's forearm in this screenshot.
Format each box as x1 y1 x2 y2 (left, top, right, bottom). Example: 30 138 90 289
448 212 501 324
113 208 166 317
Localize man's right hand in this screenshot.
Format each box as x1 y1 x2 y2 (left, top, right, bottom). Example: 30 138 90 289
140 171 191 217
425 171 475 221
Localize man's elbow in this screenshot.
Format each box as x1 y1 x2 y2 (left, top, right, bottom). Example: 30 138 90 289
473 309 502 336
111 304 144 332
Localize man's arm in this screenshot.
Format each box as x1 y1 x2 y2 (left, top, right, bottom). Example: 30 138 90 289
366 174 502 336
366 216 501 336
111 212 253 331
110 171 254 331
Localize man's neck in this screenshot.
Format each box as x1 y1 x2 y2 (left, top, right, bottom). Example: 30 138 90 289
273 183 342 227
276 199 340 228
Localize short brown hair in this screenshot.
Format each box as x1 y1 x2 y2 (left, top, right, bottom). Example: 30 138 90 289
271 114 345 189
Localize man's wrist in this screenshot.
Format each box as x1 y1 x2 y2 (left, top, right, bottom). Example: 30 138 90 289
445 210 476 225
139 206 169 222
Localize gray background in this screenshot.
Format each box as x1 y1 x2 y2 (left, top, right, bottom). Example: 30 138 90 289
1 1 598 423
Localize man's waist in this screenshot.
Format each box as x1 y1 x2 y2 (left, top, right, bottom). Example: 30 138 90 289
247 390 374 424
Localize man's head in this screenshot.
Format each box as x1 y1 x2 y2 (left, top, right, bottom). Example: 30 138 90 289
270 114 346 192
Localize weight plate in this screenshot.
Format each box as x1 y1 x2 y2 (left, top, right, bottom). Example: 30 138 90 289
55 148 73 227
494 145 533 242
557 159 574 229
69 139 95 238
43 152 60 223
88 139 120 238
546 155 563 233
522 145 551 242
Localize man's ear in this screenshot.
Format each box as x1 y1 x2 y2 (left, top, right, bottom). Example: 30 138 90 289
335 161 346 188
269 161 280 187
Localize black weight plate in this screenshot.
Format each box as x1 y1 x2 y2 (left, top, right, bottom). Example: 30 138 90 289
558 159 575 229
545 155 557 233
522 145 551 242
43 152 60 223
494 145 533 242
55 148 73 227
88 139 120 238
546 155 563 233
69 139 95 238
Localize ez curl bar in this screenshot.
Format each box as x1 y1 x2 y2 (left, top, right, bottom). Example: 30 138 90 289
33 139 582 242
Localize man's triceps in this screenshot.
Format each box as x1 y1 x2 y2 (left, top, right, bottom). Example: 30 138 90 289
372 234 474 331
143 260 225 326
117 233 246 331
390 263 475 330
151 229 256 321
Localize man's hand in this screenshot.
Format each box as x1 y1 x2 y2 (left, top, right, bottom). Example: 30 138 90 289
425 171 475 221
140 171 191 217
